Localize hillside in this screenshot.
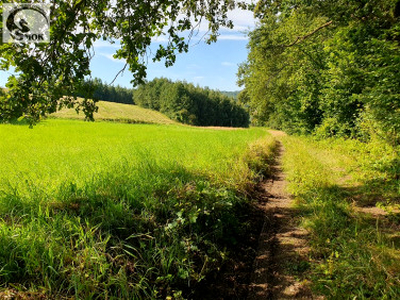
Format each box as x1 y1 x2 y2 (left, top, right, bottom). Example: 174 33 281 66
51 100 175 124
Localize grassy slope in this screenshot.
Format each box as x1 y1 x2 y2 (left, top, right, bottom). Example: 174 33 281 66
51 100 175 125
0 119 276 298
281 135 400 298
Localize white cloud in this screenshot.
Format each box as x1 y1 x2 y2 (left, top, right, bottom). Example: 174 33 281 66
93 40 120 49
191 3 256 33
152 35 170 43
226 7 256 32
218 34 248 41
150 4 255 44
221 62 236 67
98 52 125 64
187 64 202 70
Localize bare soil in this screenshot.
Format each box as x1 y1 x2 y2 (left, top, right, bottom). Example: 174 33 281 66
194 131 319 299
247 132 318 300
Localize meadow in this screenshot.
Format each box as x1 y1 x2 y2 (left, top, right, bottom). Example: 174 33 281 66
280 135 400 298
2 114 398 299
0 119 276 299
51 100 175 125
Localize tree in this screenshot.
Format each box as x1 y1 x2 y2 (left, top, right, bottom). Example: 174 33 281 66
133 78 250 127
74 78 134 104
238 8 328 133
0 0 248 125
239 0 400 142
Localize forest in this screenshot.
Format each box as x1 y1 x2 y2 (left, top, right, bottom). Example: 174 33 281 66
76 78 134 105
72 78 247 127
133 78 250 127
238 0 400 144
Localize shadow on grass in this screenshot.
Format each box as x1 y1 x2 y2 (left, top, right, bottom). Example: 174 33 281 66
1 119 33 126
351 155 400 207
0 161 263 299
295 177 400 298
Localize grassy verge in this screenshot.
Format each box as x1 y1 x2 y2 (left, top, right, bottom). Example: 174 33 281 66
0 119 276 299
281 135 400 298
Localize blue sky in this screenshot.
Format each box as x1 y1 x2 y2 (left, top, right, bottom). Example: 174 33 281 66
1 7 255 92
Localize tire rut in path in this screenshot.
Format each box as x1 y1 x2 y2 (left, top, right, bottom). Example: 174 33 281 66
248 137 315 299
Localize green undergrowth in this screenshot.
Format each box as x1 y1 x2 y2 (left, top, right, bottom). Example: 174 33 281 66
0 119 276 299
281 135 400 298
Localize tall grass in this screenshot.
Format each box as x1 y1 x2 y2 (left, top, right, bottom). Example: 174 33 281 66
281 135 400 298
0 119 275 298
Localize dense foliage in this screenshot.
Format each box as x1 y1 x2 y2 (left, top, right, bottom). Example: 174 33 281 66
134 78 250 127
76 78 134 105
0 0 248 124
239 0 400 144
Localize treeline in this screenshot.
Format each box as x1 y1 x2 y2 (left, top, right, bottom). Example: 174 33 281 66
221 91 240 100
133 78 250 127
239 0 400 144
77 78 134 104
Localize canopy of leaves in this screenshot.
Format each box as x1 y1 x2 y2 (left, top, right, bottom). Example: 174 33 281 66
134 77 250 127
0 0 248 124
239 0 400 144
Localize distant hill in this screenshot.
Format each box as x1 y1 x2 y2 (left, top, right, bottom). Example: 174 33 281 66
51 101 175 125
220 91 240 100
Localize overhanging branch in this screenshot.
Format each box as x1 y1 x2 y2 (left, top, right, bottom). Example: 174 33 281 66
283 20 333 48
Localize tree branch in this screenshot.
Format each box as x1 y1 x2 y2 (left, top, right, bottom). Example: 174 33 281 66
110 63 128 85
283 20 333 48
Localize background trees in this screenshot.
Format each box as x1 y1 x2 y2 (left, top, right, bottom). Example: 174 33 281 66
134 78 250 127
239 0 400 143
76 78 134 105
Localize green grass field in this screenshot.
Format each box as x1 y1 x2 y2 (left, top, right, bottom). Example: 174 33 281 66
281 135 400 298
4 105 398 298
51 101 176 125
0 119 276 298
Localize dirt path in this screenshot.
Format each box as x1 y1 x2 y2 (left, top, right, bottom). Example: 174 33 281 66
248 132 315 299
